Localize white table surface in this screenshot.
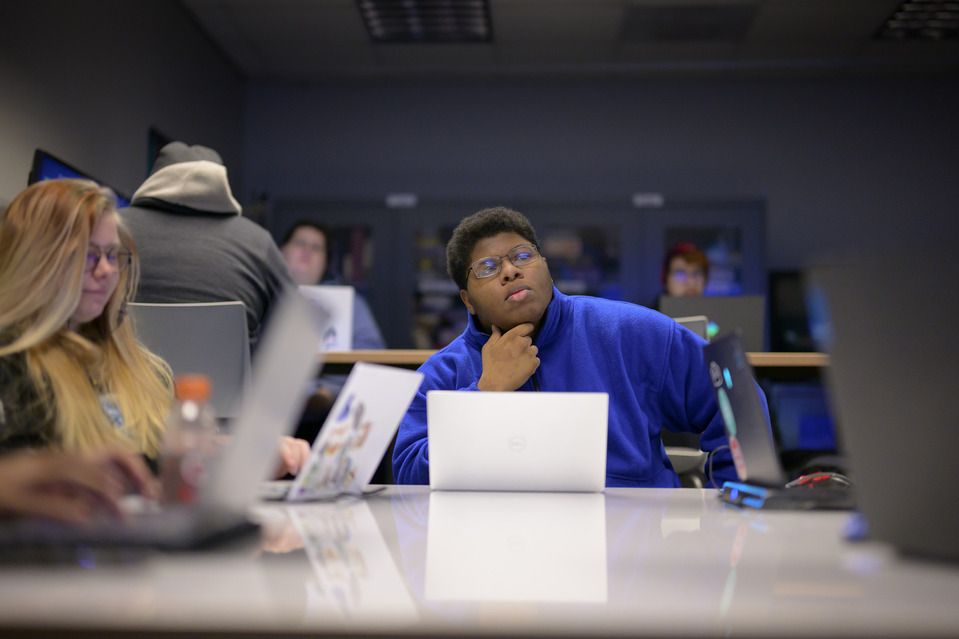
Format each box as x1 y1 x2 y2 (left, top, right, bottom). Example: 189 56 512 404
1 486 957 637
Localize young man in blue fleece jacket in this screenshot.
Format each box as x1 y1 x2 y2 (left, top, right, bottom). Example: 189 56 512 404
393 206 762 487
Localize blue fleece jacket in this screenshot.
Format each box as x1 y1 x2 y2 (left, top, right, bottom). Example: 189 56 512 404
393 288 759 487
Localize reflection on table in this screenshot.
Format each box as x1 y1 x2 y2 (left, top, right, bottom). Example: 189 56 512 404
0 487 957 638
425 492 607 603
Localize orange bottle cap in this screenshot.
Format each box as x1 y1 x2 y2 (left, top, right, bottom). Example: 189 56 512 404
174 374 212 402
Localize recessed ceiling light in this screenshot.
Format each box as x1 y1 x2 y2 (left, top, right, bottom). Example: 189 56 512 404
877 0 959 40
357 0 492 43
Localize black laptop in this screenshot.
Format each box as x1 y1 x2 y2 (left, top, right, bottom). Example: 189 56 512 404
704 332 854 510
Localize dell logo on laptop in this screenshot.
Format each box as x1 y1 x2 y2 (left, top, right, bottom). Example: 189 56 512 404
507 435 527 453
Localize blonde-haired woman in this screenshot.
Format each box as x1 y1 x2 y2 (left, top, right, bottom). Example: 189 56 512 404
0 179 172 457
0 179 310 477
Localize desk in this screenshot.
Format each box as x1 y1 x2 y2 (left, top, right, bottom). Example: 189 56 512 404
325 350 829 370
1 487 957 638
324 351 828 384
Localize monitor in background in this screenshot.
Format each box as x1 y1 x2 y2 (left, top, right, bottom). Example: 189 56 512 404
768 270 816 352
28 149 131 208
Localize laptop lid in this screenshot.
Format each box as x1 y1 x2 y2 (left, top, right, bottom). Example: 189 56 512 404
674 315 708 340
285 362 423 501
202 291 324 514
128 301 250 420
703 332 785 488
809 254 959 561
299 285 355 350
427 391 608 492
660 295 766 351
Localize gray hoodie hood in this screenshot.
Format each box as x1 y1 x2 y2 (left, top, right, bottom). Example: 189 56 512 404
131 141 242 215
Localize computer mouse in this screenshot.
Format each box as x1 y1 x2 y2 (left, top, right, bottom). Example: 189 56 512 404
786 471 852 490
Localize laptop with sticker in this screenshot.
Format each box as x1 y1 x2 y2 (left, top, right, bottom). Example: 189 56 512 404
704 332 854 510
270 362 423 501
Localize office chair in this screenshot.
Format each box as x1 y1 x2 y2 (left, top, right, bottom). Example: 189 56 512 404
128 301 251 420
662 316 710 486
662 431 707 488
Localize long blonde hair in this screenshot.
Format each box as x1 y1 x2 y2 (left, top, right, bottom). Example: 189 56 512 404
0 179 172 457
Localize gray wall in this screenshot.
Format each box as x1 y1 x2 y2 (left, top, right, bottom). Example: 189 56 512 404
0 0 245 204
244 75 959 270
3 1 955 273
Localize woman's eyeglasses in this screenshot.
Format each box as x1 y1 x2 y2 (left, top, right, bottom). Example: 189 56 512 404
85 246 132 273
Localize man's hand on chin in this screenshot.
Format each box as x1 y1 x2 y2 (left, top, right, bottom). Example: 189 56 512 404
477 323 540 392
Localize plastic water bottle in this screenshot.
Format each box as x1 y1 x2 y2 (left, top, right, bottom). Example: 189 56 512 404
160 374 218 505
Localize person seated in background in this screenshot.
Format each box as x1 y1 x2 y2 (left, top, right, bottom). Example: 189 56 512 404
0 448 155 524
662 241 709 299
393 206 763 487
658 241 712 456
280 220 386 446
0 179 308 475
123 141 292 349
279 220 385 349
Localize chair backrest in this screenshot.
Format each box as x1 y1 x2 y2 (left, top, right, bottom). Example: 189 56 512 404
128 301 251 419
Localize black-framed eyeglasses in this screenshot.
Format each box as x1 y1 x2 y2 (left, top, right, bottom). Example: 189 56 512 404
467 243 541 280
85 246 132 273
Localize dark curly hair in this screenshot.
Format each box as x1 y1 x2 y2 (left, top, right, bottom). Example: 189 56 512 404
446 206 540 291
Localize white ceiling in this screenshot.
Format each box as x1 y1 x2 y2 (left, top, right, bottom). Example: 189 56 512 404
181 0 959 81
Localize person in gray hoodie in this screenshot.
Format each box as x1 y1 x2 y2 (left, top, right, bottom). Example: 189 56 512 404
123 142 292 347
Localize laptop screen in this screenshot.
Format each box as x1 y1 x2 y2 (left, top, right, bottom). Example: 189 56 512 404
660 295 766 352
298 285 355 351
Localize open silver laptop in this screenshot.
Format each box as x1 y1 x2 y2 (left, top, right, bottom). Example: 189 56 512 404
0 291 323 551
299 285 355 350
427 391 608 492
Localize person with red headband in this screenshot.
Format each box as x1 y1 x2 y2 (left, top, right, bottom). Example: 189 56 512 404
662 242 709 298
